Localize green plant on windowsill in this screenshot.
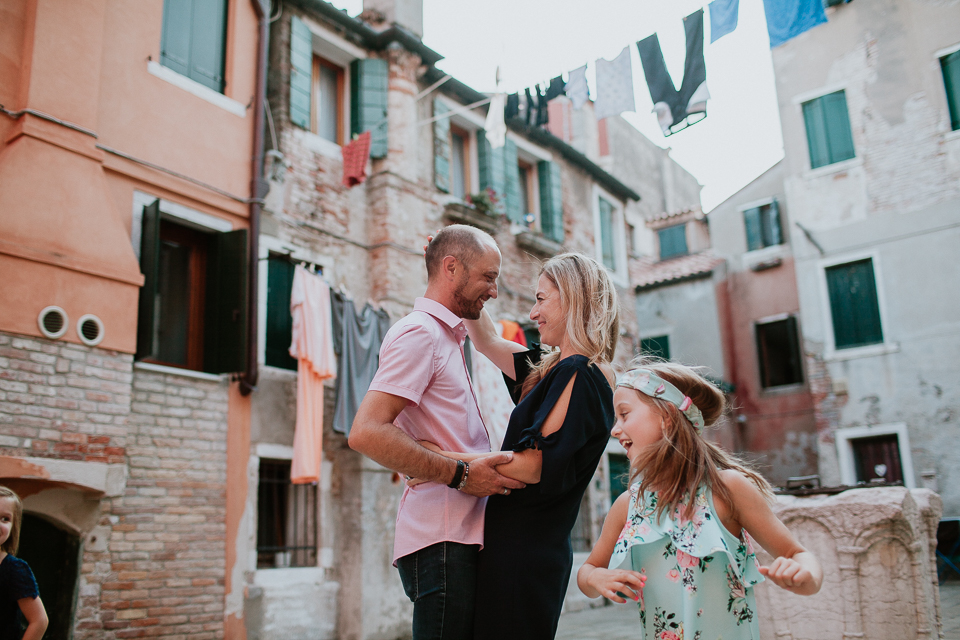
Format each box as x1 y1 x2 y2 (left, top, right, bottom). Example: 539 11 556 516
465 188 502 218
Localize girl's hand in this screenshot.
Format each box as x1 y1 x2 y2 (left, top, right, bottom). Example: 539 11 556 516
759 556 816 594
405 476 428 487
417 440 442 454
422 229 441 254
582 566 646 604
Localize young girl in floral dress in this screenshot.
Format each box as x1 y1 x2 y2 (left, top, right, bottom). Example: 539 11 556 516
578 359 822 640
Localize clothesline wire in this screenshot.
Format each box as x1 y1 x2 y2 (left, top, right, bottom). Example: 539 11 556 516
416 96 493 127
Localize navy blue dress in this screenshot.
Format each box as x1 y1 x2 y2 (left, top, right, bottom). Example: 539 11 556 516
473 348 614 640
0 554 40 640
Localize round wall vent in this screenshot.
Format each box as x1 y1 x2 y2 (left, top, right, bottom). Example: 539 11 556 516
77 314 105 346
38 306 69 339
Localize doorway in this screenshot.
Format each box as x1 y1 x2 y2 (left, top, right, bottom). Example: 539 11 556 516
19 513 80 640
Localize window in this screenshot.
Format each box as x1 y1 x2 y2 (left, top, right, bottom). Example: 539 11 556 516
136 200 248 373
802 90 855 169
851 435 903 484
825 258 883 349
640 335 670 360
518 161 535 227
608 452 630 504
160 0 228 93
265 256 299 371
598 197 616 269
257 459 318 568
941 50 960 131
755 316 803 388
658 224 687 260
626 222 637 256
312 56 344 143
538 160 563 243
450 125 470 199
743 200 782 251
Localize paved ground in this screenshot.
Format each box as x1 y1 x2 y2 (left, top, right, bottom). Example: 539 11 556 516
556 581 960 639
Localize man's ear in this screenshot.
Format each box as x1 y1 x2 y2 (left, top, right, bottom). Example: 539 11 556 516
441 255 458 281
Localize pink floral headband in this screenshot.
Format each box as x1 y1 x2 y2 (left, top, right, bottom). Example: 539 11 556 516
617 369 705 432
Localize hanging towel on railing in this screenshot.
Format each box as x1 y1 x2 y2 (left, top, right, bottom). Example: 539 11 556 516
342 131 372 187
289 266 337 484
637 9 710 136
594 46 636 121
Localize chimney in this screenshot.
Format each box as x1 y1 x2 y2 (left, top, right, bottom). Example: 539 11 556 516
363 0 423 38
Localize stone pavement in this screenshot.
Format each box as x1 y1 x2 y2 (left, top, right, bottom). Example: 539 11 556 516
556 581 960 639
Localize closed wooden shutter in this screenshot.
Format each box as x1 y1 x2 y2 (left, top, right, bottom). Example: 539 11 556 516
160 0 227 92
477 130 505 213
822 91 855 164
265 257 298 370
136 200 162 361
204 229 249 373
941 51 960 131
803 98 830 169
825 258 883 349
658 224 687 260
433 98 451 193
289 16 312 129
538 160 564 243
640 335 670 360
743 206 763 251
503 140 522 223
351 58 389 158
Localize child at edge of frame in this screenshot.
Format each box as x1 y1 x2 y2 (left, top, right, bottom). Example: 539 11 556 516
0 486 48 640
578 357 822 640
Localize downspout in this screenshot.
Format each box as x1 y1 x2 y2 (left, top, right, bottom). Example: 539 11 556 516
241 0 270 395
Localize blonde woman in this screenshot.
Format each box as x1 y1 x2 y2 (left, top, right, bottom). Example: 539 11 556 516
420 252 620 639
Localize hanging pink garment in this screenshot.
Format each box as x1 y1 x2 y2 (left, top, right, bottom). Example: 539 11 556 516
289 266 337 484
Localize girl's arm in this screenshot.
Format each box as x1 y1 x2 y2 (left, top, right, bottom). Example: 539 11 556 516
577 492 646 603
463 309 526 379
19 596 48 640
719 469 823 596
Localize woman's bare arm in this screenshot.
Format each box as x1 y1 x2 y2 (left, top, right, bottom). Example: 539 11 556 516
464 309 526 379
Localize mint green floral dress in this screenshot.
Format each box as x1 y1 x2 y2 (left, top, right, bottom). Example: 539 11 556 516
609 481 764 640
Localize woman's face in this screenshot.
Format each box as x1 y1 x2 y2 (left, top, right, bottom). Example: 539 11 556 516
611 387 664 465
530 274 565 347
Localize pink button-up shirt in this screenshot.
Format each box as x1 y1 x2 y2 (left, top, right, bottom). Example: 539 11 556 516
368 297 491 563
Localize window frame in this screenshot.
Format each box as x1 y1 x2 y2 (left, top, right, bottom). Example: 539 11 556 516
254 449 320 570
449 123 473 199
657 223 688 260
311 54 345 145
835 423 916 488
799 89 856 169
516 152 542 230
739 197 783 253
592 185 628 286
159 0 229 94
754 313 804 390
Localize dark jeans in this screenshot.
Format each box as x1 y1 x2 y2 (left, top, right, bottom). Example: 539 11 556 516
396 542 479 640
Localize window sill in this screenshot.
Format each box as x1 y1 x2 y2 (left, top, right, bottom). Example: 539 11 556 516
825 341 899 362
759 382 807 395
134 361 224 382
514 229 563 258
253 567 324 585
943 129 960 143
147 61 246 118
300 130 344 160
442 201 501 234
743 244 788 271
803 156 861 180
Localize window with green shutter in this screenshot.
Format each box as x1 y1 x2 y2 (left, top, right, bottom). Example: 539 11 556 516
658 224 687 260
802 90 855 169
539 161 564 243
351 58 388 158
289 15 312 129
598 196 616 269
503 140 522 224
755 316 803 388
640 335 670 360
825 258 884 349
433 98 451 193
477 130 506 214
941 50 960 131
161 0 228 93
743 200 782 251
265 256 299 371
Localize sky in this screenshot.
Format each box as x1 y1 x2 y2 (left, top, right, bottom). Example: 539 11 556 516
328 0 786 212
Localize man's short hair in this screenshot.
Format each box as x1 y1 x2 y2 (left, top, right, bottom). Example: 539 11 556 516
424 225 494 280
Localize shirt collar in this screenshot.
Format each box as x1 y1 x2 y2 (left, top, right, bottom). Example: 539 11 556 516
414 297 465 331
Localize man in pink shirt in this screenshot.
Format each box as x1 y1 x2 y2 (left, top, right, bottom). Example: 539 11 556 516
350 225 524 640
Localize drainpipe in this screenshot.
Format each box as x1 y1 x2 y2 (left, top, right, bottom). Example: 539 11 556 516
241 0 270 395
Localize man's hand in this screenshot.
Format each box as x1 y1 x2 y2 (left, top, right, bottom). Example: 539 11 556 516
459 452 526 497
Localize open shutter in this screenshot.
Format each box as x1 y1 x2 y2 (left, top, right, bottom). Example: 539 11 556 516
503 140 522 223
942 51 960 131
289 15 312 129
433 98 451 193
538 160 564 243
204 229 249 373
265 257 298 371
743 206 762 251
160 0 193 77
802 98 829 169
136 201 162 361
188 0 227 92
822 91 855 164
764 199 782 246
477 130 506 213
351 58 388 158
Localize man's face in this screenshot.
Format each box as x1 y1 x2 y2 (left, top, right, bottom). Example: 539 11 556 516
452 245 500 319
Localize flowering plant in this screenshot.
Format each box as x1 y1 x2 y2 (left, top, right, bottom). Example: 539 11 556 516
465 188 502 217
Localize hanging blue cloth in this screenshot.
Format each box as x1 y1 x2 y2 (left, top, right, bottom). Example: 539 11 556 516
762 0 827 48
709 0 739 43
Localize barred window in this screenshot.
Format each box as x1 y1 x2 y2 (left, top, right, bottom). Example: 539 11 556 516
257 459 318 569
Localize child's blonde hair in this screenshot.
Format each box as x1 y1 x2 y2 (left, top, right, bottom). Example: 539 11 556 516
521 253 620 399
0 486 23 555
623 357 773 522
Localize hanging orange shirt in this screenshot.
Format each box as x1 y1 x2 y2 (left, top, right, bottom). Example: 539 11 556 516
289 266 337 484
499 319 528 347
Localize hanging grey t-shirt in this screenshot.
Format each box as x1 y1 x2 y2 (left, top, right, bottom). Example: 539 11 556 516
332 293 390 435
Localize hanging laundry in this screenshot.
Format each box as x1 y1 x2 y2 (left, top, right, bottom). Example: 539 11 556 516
485 93 507 149
499 319 528 347
594 46 636 121
289 266 337 484
331 292 390 436
524 87 537 126
469 330 516 451
535 84 549 126
637 10 710 136
341 130 372 187
762 0 827 48
545 75 566 102
505 92 520 119
709 0 740 43
565 65 589 110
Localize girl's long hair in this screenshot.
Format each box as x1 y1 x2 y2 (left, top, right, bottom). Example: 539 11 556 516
520 253 620 399
625 358 774 522
0 486 23 555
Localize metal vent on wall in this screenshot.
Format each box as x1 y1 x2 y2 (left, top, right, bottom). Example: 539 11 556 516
38 306 68 339
77 314 104 346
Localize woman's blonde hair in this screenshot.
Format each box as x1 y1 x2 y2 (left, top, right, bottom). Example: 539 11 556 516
520 253 620 399
0 486 23 555
623 357 774 522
